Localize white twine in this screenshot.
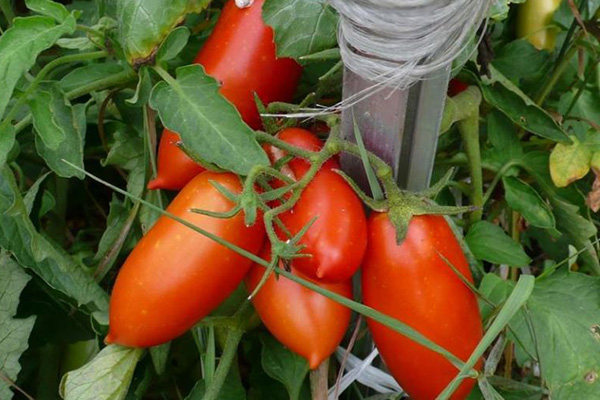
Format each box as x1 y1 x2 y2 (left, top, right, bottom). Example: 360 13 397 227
262 0 491 119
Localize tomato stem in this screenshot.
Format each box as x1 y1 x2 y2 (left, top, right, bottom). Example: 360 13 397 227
310 359 329 400
200 327 244 400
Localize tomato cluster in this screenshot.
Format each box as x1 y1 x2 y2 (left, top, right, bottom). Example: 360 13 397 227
107 1 484 398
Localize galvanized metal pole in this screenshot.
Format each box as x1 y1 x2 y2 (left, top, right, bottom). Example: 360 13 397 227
340 67 450 192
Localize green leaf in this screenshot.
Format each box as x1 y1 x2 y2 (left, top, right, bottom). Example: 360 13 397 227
260 334 309 400
126 67 153 106
59 63 128 93
492 40 550 82
550 197 600 274
480 66 568 143
0 167 109 323
0 123 16 170
0 254 36 400
466 221 531 267
23 171 52 215
488 0 526 20
503 176 556 230
149 65 269 175
149 343 170 376
60 345 144 400
117 0 208 65
94 195 130 262
549 136 592 188
29 84 86 179
481 271 600 398
263 0 338 60
156 26 190 64
0 14 76 120
26 0 70 22
102 122 144 171
184 368 246 400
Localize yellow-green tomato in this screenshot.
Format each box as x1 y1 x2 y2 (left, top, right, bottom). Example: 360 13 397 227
516 0 562 50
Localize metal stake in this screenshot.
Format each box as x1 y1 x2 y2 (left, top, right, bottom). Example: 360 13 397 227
340 67 450 192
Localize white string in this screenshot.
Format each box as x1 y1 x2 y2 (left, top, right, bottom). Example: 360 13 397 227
262 0 491 119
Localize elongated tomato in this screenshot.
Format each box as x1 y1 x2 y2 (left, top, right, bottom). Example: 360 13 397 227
362 214 483 400
107 171 265 347
267 128 367 282
148 0 302 190
147 128 205 190
245 247 352 369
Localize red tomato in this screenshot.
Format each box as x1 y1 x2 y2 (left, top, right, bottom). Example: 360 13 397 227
107 171 265 347
362 214 483 400
447 78 469 97
147 128 205 190
148 0 302 190
245 247 352 369
266 128 367 282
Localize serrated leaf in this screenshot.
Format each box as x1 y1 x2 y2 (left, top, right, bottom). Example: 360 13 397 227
117 0 209 65
466 221 531 267
149 65 269 175
156 26 190 64
480 66 568 143
29 84 86 179
480 271 600 398
263 0 338 60
60 63 129 93
0 254 36 400
503 176 555 230
26 0 70 22
60 345 144 400
260 334 309 400
492 39 550 82
0 14 76 120
549 136 591 188
0 167 109 324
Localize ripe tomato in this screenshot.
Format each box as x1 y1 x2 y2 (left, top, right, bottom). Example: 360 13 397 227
447 78 469 97
107 171 265 347
362 214 483 400
266 128 367 283
245 247 352 369
147 128 205 190
516 0 562 51
148 0 302 190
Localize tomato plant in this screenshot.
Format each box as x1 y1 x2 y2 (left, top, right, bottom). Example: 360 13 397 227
148 0 302 190
362 214 483 399
1 0 599 399
266 128 367 282
245 247 353 369
107 171 265 347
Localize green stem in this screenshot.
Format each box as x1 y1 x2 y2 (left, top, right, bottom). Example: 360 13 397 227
0 50 107 130
201 328 244 400
76 24 104 38
565 59 600 116
534 45 578 106
13 69 136 135
457 93 483 224
0 0 14 26
482 160 521 206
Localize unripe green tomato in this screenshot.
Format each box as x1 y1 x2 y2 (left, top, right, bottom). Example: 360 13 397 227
516 0 562 50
